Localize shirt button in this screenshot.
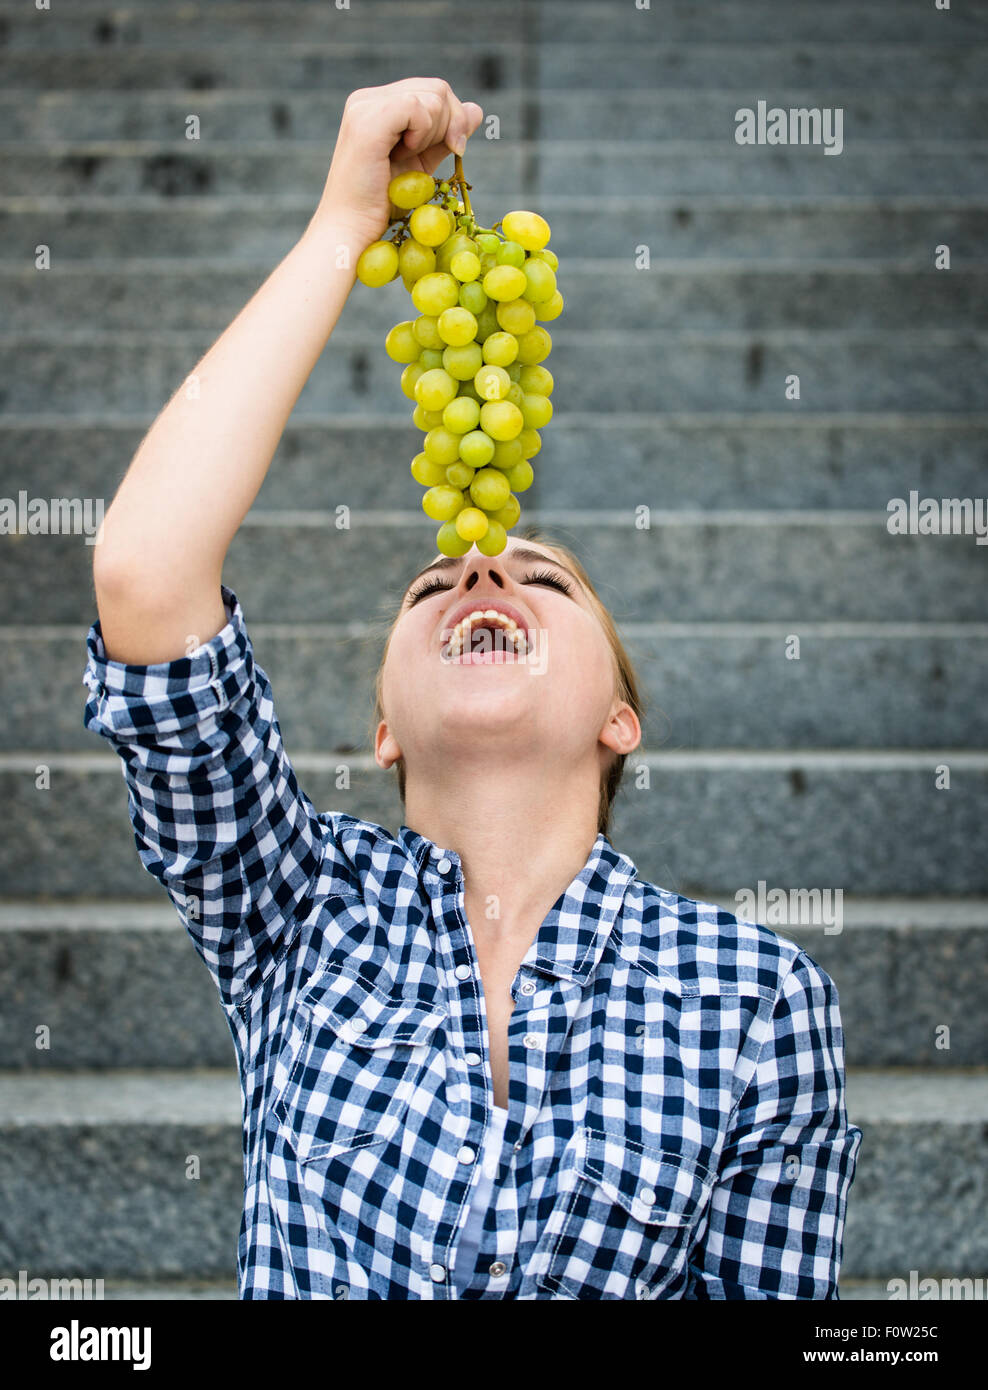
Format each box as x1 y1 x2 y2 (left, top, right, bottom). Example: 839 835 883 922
520 979 537 997
429 1264 446 1283
488 1261 508 1278
639 1188 656 1206
523 1034 542 1049
349 1017 367 1035
465 1052 482 1066
454 964 471 981
457 1145 476 1164
436 857 452 874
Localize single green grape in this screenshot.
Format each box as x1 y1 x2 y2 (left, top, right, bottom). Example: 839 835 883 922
531 247 559 270
455 507 489 542
415 368 459 412
385 321 421 364
491 438 523 471
491 494 521 529
506 459 534 492
411 452 448 487
474 303 499 342
401 361 426 400
505 361 523 383
398 238 436 287
475 233 501 256
459 430 496 468
501 209 551 251
436 520 472 557
519 364 553 395
411 272 460 316
413 315 444 349
442 342 484 381
443 396 482 434
480 399 524 441
496 240 526 269
496 298 537 335
388 171 436 210
424 426 463 466
356 240 399 288
518 427 542 457
515 326 552 365
446 461 476 489
505 382 525 408
483 265 528 302
450 250 482 283
521 393 553 428
536 290 564 321
409 204 454 247
458 280 488 315
474 364 511 401
522 259 556 304
419 348 444 370
475 520 508 556
422 484 465 521
469 466 511 511
482 331 519 367
437 306 478 346
412 403 445 431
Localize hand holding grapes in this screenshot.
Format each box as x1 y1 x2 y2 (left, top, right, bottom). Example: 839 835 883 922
313 78 485 251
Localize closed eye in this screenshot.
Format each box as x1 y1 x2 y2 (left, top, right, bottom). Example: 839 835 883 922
406 566 575 606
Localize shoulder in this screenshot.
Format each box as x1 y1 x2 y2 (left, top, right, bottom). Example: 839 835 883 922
625 875 830 1004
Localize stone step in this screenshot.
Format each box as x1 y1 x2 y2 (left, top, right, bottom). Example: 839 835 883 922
4 511 986 624
3 414 986 512
1 900 983 1071
11 261 988 333
2 330 985 415
0 1066 982 1280
4 512 984 624
3 620 984 754
3 89 985 144
3 141 985 198
4 195 984 262
1 44 983 93
3 0 985 48
1 751 985 899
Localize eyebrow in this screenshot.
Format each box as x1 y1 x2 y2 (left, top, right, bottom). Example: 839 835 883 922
403 546 584 599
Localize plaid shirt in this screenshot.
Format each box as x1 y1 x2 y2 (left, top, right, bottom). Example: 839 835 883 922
82 585 862 1300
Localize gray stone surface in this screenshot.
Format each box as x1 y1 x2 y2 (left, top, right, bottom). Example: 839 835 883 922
3 197 984 263
5 330 985 415
0 902 984 1071
0 1068 983 1280
4 90 987 144
5 415 986 513
1 755 985 899
3 621 985 753
13 262 988 334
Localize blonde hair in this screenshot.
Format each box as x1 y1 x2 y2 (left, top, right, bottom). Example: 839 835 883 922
368 525 645 837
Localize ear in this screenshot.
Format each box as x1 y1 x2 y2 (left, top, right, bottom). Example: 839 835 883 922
374 719 403 772
598 700 641 758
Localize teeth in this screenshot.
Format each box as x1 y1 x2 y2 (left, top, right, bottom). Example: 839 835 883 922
443 608 530 659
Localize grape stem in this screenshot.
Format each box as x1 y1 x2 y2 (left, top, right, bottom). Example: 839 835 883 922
453 154 472 217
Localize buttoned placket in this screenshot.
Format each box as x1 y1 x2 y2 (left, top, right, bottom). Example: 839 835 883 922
418 844 551 1299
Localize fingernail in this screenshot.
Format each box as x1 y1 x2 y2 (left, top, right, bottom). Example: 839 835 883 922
454 133 467 156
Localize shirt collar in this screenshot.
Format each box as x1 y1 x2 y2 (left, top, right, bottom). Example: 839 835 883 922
397 823 639 987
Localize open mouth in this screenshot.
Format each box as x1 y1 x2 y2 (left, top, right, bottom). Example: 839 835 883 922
441 608 532 663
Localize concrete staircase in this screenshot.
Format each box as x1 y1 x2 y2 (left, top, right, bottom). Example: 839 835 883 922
1 0 986 1299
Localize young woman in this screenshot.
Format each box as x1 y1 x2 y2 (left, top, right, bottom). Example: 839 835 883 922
84 78 861 1299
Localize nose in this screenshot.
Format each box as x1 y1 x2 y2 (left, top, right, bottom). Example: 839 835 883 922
457 554 509 593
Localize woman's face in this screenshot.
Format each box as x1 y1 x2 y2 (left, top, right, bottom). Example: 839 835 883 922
376 537 638 781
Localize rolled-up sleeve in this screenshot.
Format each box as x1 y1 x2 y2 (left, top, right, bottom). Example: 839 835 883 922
686 950 863 1299
82 583 322 1007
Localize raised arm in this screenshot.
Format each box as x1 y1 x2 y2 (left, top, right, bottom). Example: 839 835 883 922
92 78 483 664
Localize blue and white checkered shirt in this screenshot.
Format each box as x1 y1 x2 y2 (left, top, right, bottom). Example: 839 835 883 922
82 584 862 1300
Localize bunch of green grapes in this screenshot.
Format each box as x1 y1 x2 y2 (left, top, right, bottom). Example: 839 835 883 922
354 160 561 557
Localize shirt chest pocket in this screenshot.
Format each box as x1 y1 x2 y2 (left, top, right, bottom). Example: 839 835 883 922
272 967 447 1165
537 1130 714 1300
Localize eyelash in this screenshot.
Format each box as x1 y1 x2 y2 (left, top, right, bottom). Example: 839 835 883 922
406 567 574 605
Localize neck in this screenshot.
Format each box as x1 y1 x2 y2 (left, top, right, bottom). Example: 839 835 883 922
402 753 602 944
